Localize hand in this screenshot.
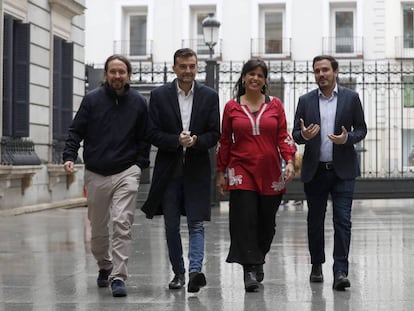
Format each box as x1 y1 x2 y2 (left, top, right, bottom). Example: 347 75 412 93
179 131 195 147
188 135 197 147
284 163 295 182
300 118 320 139
216 172 226 196
328 126 347 144
63 161 75 173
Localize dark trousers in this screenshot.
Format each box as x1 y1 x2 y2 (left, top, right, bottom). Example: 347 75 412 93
304 167 355 274
162 176 205 275
227 190 282 265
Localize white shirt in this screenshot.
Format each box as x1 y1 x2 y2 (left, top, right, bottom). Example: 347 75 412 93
318 85 338 162
177 81 194 132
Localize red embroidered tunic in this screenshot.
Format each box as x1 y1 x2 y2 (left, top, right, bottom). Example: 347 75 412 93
216 97 296 195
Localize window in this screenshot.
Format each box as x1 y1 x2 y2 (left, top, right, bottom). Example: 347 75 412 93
403 129 414 167
327 2 359 56
403 5 414 49
117 7 149 58
335 10 354 53
268 78 284 102
403 75 414 108
53 36 73 145
189 7 216 56
2 14 30 138
129 14 147 56
52 36 73 163
264 11 283 54
256 5 286 57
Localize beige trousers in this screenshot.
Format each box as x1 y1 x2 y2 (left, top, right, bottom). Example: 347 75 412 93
84 165 141 281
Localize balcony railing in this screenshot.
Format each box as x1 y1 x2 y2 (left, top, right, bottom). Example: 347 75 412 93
322 36 363 58
113 40 153 60
181 38 222 60
395 36 414 59
250 38 291 59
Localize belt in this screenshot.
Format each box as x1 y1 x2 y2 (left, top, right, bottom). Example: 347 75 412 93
319 162 333 170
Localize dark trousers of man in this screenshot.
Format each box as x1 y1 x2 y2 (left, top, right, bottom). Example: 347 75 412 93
227 190 282 265
162 176 205 275
304 166 355 275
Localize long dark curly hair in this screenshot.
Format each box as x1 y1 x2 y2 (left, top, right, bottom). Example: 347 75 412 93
233 58 269 98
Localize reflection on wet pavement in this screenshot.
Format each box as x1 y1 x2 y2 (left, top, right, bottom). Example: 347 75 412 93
0 199 414 310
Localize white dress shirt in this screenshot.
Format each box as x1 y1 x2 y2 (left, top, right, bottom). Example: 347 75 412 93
177 81 194 132
318 85 338 162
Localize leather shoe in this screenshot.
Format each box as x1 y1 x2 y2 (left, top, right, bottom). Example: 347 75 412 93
168 274 185 289
309 264 323 282
333 271 350 290
254 264 264 283
187 272 207 293
244 271 259 292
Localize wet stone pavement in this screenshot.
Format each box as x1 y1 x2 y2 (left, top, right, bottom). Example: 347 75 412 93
0 199 414 311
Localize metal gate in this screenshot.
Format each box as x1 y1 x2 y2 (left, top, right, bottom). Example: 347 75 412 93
88 59 414 201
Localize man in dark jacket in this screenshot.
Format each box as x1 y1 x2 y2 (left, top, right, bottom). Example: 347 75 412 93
292 55 367 291
142 48 220 293
63 54 150 297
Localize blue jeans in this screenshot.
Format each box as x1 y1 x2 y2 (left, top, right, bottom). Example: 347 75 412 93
304 167 355 274
162 177 205 275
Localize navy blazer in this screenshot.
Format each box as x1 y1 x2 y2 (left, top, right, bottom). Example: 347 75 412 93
141 79 220 220
292 86 367 183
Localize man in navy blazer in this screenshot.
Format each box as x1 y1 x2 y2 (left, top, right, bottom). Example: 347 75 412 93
142 48 220 293
292 55 367 291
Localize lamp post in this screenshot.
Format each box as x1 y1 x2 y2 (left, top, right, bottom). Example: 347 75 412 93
202 13 221 207
202 13 220 90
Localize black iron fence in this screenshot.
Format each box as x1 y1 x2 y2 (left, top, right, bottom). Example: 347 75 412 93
87 59 414 200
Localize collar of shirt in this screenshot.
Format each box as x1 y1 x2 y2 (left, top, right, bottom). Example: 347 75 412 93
318 84 338 100
176 81 195 96
176 81 194 134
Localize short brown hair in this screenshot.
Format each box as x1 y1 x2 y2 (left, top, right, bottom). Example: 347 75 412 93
312 55 338 72
173 48 198 65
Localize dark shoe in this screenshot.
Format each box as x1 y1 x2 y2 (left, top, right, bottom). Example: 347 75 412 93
187 272 207 293
309 264 323 282
168 274 185 290
333 271 351 291
244 271 259 292
254 264 264 283
111 279 127 297
97 267 112 288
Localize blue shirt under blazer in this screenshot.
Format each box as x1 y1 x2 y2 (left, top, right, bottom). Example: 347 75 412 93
292 86 367 183
141 79 220 221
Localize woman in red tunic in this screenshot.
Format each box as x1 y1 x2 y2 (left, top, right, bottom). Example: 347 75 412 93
216 59 297 292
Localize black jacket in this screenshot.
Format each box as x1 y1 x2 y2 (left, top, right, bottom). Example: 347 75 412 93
63 82 150 176
141 80 220 220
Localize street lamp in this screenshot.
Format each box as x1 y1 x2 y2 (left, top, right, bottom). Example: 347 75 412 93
202 13 221 207
202 13 220 90
202 13 221 60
